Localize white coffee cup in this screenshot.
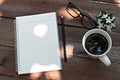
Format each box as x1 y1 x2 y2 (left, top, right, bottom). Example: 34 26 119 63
82 29 112 66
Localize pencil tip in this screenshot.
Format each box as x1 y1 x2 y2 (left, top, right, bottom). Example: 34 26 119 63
61 16 64 18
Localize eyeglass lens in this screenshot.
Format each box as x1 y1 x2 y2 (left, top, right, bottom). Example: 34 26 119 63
67 5 81 18
67 2 97 29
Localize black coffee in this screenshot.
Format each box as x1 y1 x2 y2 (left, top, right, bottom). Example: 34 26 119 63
85 33 108 55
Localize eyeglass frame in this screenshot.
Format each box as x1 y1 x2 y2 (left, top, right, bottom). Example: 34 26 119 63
66 1 98 29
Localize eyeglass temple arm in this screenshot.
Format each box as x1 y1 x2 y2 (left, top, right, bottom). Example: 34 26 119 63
81 16 91 29
68 1 98 28
79 8 98 28
91 19 98 28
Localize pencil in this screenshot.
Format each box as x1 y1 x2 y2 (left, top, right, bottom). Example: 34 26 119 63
61 16 67 62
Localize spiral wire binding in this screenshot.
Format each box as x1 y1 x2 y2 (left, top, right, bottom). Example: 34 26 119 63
14 19 21 73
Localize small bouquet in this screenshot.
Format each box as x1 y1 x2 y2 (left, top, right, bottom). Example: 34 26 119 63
96 11 116 32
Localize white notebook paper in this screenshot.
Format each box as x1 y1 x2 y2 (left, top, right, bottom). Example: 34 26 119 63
14 12 61 74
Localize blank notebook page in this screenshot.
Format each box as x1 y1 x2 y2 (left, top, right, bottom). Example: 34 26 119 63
14 12 61 74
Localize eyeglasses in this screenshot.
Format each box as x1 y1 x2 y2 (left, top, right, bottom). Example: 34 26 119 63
66 1 98 29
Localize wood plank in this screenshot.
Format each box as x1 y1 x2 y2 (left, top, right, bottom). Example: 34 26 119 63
0 0 67 17
0 18 119 51
0 46 120 80
0 0 120 79
61 57 120 80
0 18 14 46
60 0 120 33
58 25 120 46
0 40 120 79
0 75 25 80
0 0 120 33
0 18 119 47
60 41 120 61
92 0 120 4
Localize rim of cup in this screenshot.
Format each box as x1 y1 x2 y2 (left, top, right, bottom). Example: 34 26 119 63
82 29 112 57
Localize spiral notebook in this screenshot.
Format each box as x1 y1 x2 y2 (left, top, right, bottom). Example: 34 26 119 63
14 12 61 74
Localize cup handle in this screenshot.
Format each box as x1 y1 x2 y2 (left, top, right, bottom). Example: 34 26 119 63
99 55 111 66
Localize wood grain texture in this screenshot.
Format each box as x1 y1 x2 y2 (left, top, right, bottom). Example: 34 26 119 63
61 57 120 80
58 25 120 46
0 44 120 80
0 0 120 34
92 0 120 3
0 0 120 80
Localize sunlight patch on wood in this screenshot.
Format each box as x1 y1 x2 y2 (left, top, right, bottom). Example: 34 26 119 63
116 4 120 8
0 0 5 5
0 11 3 19
114 0 120 3
45 70 61 80
58 7 74 20
60 44 74 59
30 72 43 80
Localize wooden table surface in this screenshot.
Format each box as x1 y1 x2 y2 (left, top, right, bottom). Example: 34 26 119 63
0 0 120 80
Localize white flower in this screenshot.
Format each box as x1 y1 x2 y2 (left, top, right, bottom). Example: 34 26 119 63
111 23 116 27
97 19 104 28
102 14 108 18
96 11 116 32
106 16 112 23
111 16 115 21
106 16 115 24
97 12 102 17
106 25 112 32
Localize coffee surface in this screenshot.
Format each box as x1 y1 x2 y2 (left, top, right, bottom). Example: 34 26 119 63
85 33 108 55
